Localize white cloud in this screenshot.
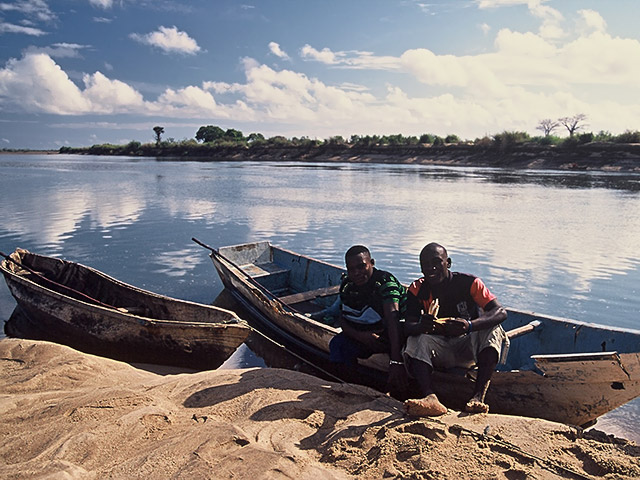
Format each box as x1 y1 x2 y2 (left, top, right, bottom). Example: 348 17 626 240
25 43 90 58
0 53 146 114
89 0 113 8
301 44 338 64
0 21 46 35
576 9 606 35
0 53 90 114
82 71 145 113
475 0 530 8
529 1 565 40
300 44 400 70
1 3 639 142
480 23 491 35
130 26 201 55
474 0 565 39
268 42 290 60
0 0 56 22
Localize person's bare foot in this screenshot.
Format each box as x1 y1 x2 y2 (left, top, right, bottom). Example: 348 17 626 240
465 395 489 414
404 394 447 417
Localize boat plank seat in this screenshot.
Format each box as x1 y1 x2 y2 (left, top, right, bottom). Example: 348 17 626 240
279 285 340 305
242 262 289 278
243 262 290 293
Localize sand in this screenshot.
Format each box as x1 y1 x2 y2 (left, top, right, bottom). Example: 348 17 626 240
1 338 639 479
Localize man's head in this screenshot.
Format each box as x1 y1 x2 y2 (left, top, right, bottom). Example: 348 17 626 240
419 243 451 286
345 245 375 286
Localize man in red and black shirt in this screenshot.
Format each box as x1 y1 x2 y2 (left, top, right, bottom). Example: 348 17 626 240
402 243 508 417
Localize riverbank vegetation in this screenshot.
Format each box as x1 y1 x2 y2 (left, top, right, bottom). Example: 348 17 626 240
59 124 640 157
55 122 640 171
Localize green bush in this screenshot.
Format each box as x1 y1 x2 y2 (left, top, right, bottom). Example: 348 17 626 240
594 130 613 142
561 136 579 148
614 130 640 143
419 133 435 144
474 136 492 147
492 131 530 150
578 132 594 144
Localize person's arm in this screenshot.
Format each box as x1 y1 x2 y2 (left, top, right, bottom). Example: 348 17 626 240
309 296 341 321
468 299 507 330
339 317 386 351
383 301 409 394
441 299 507 336
402 286 434 336
383 302 403 362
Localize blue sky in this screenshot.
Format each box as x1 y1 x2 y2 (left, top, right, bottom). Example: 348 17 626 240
1 0 639 149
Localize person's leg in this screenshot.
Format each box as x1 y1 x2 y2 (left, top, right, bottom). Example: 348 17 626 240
329 333 359 365
465 347 498 413
404 356 447 416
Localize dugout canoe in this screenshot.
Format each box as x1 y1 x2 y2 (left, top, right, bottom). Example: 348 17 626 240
207 240 640 427
1 248 250 369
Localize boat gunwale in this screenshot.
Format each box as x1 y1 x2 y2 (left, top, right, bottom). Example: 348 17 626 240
210 248 340 335
214 242 640 337
1 250 244 327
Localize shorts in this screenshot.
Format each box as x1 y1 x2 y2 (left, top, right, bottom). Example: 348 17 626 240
403 325 508 370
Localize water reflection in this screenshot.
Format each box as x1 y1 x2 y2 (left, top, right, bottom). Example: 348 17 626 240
1 155 639 327
2 154 640 442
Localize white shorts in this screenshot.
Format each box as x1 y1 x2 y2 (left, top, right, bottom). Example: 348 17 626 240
403 325 508 370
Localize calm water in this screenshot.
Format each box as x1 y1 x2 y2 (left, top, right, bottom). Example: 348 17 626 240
1 154 639 440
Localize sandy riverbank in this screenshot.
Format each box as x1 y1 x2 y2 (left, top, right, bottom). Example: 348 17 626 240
1 338 639 479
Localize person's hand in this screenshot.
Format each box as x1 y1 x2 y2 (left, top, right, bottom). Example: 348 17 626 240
441 317 471 337
417 313 436 334
358 332 387 352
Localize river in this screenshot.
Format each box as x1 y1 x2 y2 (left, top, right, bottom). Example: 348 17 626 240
1 154 639 441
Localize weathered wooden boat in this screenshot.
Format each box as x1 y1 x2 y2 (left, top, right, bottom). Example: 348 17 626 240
207 240 640 427
1 248 250 369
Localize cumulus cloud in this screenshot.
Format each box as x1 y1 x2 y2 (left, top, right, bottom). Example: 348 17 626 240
1 3 639 141
82 72 145 113
268 42 290 60
130 26 201 55
0 53 90 114
301 44 338 64
0 53 144 114
576 9 606 35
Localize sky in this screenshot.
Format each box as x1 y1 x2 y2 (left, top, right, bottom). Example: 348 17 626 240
0 0 639 149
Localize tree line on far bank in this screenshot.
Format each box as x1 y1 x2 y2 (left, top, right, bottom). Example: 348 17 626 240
58 117 640 156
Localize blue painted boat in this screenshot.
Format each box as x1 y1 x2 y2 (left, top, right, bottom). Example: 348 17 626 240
208 240 640 427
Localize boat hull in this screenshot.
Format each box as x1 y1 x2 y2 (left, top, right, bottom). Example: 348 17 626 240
210 241 640 427
2 249 249 369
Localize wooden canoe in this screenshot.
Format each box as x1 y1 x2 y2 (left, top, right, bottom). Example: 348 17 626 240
1 248 250 369
209 240 640 427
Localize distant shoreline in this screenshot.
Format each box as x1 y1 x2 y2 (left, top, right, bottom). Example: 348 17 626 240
6 143 640 172
0 150 58 155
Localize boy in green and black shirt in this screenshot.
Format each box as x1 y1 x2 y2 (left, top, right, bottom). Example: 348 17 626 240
329 245 408 395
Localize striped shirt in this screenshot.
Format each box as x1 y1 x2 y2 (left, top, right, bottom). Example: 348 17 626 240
340 268 407 331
